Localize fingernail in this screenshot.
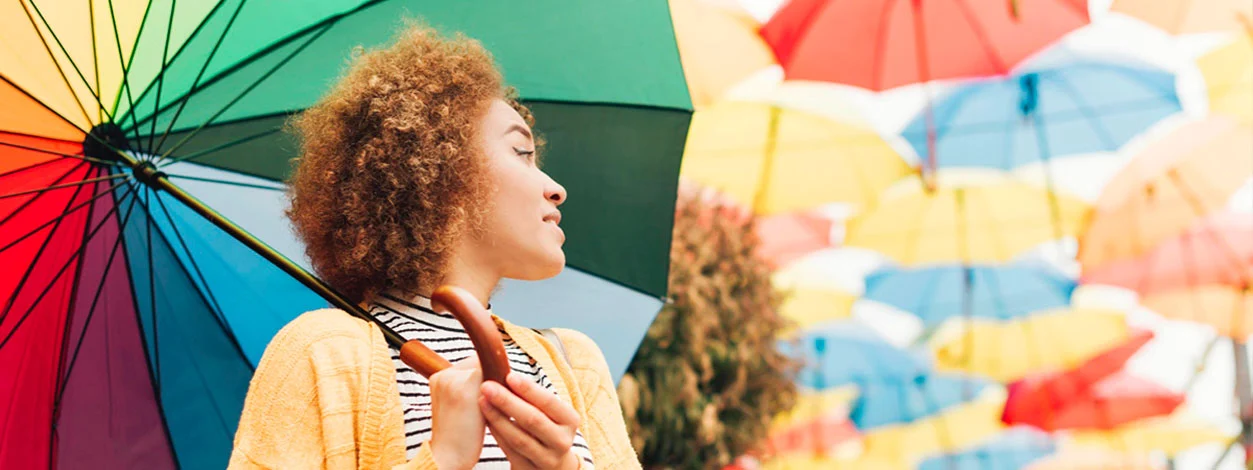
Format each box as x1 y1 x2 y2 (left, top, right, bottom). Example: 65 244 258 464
481 383 496 399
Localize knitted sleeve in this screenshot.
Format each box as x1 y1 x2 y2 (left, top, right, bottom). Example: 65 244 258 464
552 329 643 470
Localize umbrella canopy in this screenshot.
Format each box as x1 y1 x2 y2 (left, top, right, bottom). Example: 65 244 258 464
759 0 1089 90
680 101 911 214
0 2 691 468
668 0 775 109
1198 34 1253 125
1068 412 1234 456
845 175 1091 265
1077 117 1253 269
1110 0 1253 34
916 427 1056 470
1143 285 1252 339
1082 211 1253 295
928 307 1132 382
1006 371 1184 431
764 385 861 458
864 262 1076 328
901 61 1180 170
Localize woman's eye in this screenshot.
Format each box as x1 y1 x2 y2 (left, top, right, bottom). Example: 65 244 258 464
514 147 536 159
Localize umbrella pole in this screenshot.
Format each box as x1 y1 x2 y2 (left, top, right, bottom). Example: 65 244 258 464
1237 341 1253 465
86 125 449 375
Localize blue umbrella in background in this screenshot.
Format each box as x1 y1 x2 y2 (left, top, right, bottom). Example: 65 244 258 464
863 263 1076 330
780 322 995 429
902 61 1180 170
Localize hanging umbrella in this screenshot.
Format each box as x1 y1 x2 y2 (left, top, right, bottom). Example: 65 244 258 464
900 61 1180 170
1001 329 1156 430
0 2 691 469
1198 33 1253 125
1006 371 1184 431
916 427 1057 470
928 307 1132 382
1068 412 1235 457
680 100 911 215
763 385 861 459
772 259 858 332
844 175 1091 266
758 0 1089 91
754 210 837 269
1077 117 1253 270
864 262 1076 329
1110 0 1253 34
668 0 775 109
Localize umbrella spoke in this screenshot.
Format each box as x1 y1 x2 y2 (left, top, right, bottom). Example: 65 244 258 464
150 0 250 154
165 173 284 192
0 139 112 167
25 0 117 125
0 182 131 257
106 0 154 147
0 183 137 350
154 21 335 162
0 174 126 201
158 127 279 168
145 0 179 154
149 188 253 370
144 188 159 388
52 190 139 410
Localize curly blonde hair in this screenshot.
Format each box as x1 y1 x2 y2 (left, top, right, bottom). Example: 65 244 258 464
286 23 535 303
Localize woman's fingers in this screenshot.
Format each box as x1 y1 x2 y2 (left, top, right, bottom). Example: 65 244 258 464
481 379 574 450
505 373 582 428
479 396 542 467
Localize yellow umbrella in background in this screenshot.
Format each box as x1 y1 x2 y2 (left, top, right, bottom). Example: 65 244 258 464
1025 447 1160 470
928 307 1131 382
772 261 858 332
1068 412 1235 456
1198 33 1253 125
680 101 911 214
1077 117 1253 270
1110 0 1253 34
669 0 776 110
859 386 1008 462
845 174 1090 265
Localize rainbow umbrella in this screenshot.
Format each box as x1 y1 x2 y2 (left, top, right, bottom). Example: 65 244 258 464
864 262 1076 329
900 61 1180 170
0 2 691 468
1110 0 1253 34
758 0 1089 91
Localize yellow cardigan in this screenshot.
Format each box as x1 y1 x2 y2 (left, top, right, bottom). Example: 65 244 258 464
228 309 641 469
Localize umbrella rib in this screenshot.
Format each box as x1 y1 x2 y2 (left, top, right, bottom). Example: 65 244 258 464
157 127 281 168
106 0 153 146
151 0 251 155
0 174 127 201
52 185 137 411
16 1 93 127
25 0 117 125
145 0 179 154
0 138 114 167
144 188 160 388
0 181 134 350
90 0 101 123
0 182 129 257
164 174 284 192
153 22 336 163
149 188 255 371
951 0 1009 74
49 165 102 412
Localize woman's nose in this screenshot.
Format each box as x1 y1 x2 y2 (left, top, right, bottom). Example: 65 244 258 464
545 176 567 206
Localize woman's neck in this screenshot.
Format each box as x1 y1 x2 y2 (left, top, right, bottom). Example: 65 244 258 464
422 251 498 308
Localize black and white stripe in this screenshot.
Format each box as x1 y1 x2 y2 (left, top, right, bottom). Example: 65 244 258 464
372 293 594 468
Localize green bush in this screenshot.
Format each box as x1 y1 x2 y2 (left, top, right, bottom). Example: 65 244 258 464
619 186 800 469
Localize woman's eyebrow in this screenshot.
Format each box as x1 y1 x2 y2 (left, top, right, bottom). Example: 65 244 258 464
506 123 533 140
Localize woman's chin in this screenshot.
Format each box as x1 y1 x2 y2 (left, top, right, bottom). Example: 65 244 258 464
510 252 565 281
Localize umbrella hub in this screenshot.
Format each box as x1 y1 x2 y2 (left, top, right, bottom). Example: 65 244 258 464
84 123 131 165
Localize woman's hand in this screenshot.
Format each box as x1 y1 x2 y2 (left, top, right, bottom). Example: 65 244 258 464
428 357 486 470
479 373 583 469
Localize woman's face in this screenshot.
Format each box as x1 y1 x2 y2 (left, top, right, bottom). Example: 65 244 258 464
471 99 568 280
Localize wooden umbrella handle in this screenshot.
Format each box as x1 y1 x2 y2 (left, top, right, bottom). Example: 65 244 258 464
395 285 511 384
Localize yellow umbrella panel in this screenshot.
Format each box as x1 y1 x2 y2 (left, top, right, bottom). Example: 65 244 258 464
1111 0 1253 34
669 0 775 110
1198 34 1253 125
1067 412 1234 456
680 101 912 215
845 175 1091 265
928 307 1132 382
1143 284 1252 339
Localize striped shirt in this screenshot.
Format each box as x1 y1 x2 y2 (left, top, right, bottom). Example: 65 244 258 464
370 292 595 468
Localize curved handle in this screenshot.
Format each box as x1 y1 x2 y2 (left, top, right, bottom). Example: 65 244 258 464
395 285 511 384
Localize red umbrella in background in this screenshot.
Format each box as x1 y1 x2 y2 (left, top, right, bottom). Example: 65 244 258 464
1002 329 1182 430
760 0 1089 91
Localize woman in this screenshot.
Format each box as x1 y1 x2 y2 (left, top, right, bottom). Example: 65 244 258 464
228 24 640 470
